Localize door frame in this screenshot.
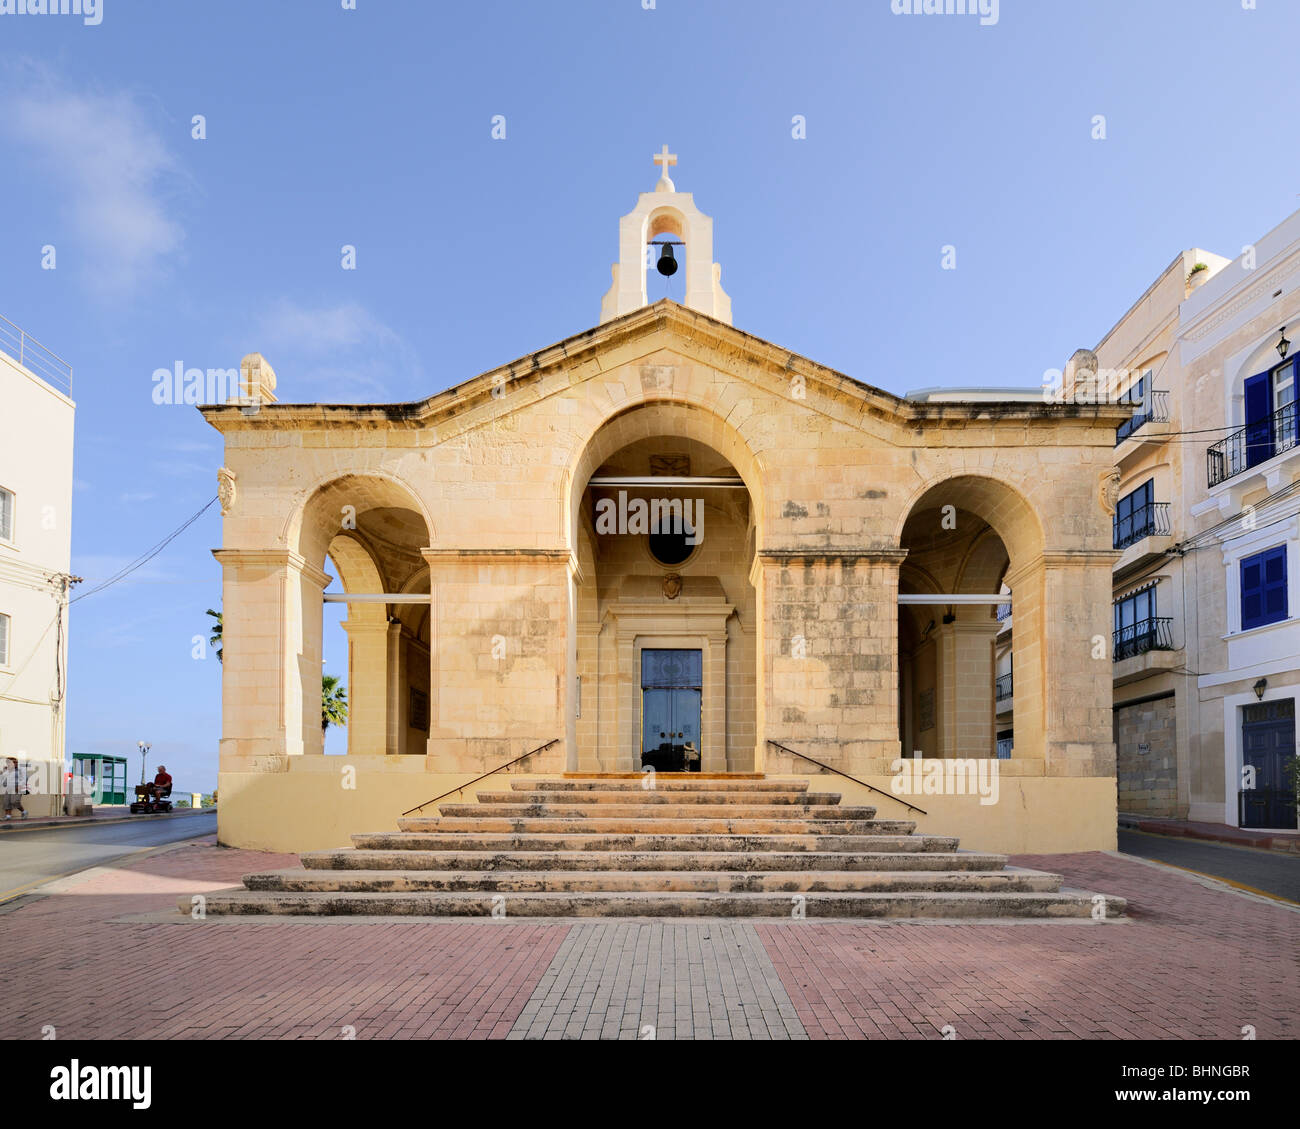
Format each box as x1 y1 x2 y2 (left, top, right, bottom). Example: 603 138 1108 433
639 647 704 770
1222 688 1298 830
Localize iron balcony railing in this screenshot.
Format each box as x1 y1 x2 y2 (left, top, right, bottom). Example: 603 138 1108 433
0 313 72 395
1115 389 1170 445
1112 617 1174 662
995 672 1013 701
995 738 1013 760
1113 501 1171 550
1207 401 1298 487
995 602 1012 622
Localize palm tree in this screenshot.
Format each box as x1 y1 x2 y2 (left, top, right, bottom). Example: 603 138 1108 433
322 674 348 734
205 609 223 663
206 606 347 736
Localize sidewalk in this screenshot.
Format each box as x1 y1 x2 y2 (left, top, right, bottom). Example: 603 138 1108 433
0 835 1295 1040
1119 814 1300 855
0 806 216 833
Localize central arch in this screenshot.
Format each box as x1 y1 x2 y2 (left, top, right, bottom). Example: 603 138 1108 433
566 400 766 772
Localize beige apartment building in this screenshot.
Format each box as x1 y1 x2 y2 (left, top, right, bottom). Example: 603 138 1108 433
0 315 76 818
1048 208 1300 833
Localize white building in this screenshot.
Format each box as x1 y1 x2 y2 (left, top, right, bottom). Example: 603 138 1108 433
1180 211 1300 832
0 316 76 818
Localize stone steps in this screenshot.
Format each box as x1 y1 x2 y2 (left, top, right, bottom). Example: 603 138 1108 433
349 832 956 853
187 774 1127 921
186 888 1126 919
299 849 1011 872
470 791 846 807
429 801 866 818
243 868 1064 894
517 779 809 793
395 816 914 835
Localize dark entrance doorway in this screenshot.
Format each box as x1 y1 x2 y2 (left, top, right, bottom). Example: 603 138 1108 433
1241 698 1297 829
641 648 702 772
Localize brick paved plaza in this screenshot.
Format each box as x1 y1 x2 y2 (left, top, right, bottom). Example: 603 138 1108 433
0 835 1295 1041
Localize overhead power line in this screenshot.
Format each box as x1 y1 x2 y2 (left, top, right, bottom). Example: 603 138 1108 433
71 497 218 605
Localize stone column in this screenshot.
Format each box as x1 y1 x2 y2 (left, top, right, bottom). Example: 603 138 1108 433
935 619 1000 758
340 618 389 756
1005 549 1118 776
213 548 330 759
757 549 905 776
385 621 406 756
702 628 729 773
421 549 570 773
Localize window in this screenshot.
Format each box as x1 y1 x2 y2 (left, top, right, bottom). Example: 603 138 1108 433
1244 359 1300 468
1112 586 1172 660
0 613 9 666
1240 545 1288 631
1113 479 1154 549
0 487 12 542
1115 371 1153 443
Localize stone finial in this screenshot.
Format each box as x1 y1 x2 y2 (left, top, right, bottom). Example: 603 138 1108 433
238 352 279 406
1063 348 1099 402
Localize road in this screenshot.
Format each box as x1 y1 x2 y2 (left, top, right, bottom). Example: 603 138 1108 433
0 811 217 905
1119 829 1300 904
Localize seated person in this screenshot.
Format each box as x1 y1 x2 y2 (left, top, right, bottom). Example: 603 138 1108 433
150 765 173 799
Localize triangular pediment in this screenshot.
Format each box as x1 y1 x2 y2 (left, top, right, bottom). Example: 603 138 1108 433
201 300 1128 437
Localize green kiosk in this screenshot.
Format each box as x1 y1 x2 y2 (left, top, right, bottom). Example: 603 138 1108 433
69 753 128 806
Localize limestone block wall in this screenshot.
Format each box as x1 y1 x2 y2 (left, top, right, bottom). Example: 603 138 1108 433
1115 693 1181 816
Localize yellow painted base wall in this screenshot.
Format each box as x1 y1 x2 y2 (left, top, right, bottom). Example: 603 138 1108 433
217 761 1117 855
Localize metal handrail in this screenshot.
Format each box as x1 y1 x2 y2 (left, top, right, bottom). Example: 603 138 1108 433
1113 501 1172 549
401 738 559 816
1112 617 1174 662
0 313 73 395
1115 388 1170 444
766 739 928 816
995 672 1013 701
1207 401 1298 487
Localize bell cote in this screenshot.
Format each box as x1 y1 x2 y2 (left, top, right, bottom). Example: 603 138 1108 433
598 146 732 326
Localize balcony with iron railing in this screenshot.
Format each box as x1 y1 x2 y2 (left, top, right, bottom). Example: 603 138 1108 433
1115 389 1170 446
995 672 1013 702
0 313 73 396
1112 617 1174 662
1206 401 1298 488
1112 501 1171 550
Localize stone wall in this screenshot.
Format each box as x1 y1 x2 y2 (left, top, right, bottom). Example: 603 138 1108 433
1115 693 1181 816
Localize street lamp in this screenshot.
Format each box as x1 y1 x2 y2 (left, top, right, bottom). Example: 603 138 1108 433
137 740 150 785
1277 328 1290 362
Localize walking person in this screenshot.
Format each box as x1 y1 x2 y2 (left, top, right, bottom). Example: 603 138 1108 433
1 757 27 821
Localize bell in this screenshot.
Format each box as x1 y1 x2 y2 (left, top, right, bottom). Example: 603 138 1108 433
656 242 678 277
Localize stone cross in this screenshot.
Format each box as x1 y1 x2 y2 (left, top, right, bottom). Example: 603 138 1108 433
653 145 677 177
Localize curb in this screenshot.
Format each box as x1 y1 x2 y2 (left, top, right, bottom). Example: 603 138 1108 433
1118 817 1300 856
0 808 217 835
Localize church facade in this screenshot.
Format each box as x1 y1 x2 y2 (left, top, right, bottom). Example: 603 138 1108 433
204 157 1128 853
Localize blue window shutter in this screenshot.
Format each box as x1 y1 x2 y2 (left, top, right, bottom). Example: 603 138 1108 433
1244 371 1273 467
1241 546 1288 630
1263 546 1288 622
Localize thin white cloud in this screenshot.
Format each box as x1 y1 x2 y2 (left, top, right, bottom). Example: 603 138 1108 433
253 300 422 401
2 62 187 299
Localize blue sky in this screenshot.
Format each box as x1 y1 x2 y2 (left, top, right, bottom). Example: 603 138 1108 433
2 0 1297 792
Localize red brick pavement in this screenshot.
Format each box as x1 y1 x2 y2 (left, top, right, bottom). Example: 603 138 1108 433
0 837 569 1040
757 851 1300 1040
